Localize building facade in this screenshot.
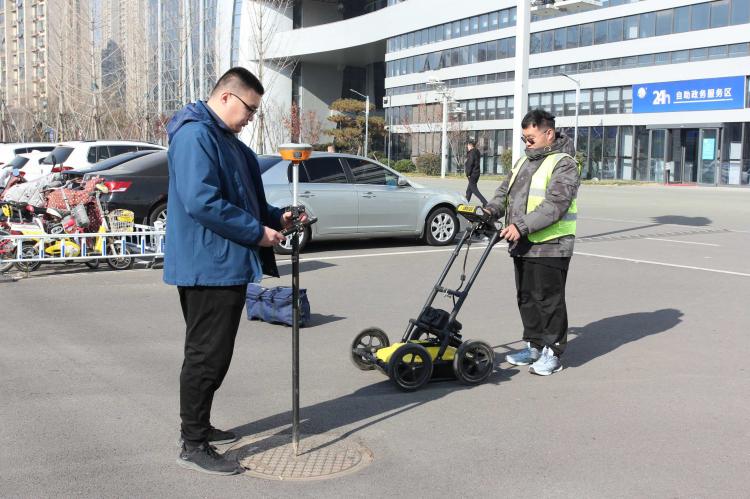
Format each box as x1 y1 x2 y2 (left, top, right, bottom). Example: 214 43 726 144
0 0 93 141
248 0 750 186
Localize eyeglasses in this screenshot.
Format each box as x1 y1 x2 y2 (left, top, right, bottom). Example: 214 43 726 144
229 92 258 116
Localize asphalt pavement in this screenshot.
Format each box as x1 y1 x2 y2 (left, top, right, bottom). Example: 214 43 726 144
1 181 749 497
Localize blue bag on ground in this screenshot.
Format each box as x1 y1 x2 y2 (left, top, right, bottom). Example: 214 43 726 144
246 284 311 326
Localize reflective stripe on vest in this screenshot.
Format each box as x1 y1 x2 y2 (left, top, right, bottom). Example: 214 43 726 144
506 152 579 243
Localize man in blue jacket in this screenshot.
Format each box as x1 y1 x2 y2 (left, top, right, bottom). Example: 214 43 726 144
165 67 298 475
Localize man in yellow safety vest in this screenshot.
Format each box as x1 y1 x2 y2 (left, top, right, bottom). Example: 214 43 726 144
485 109 580 376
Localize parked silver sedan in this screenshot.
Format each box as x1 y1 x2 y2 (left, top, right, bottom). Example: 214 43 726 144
260 153 467 254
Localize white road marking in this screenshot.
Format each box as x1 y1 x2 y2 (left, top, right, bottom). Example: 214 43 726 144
645 238 720 247
280 245 750 278
574 252 750 278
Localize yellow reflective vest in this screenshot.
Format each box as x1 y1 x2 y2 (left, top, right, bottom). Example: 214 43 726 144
507 152 579 243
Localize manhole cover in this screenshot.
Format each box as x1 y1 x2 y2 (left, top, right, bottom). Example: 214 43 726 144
226 433 373 481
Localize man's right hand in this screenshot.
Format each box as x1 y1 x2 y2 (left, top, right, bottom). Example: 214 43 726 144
259 226 285 247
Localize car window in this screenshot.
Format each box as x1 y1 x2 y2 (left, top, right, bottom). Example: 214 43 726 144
42 146 74 165
137 146 161 152
299 157 348 183
109 145 137 156
87 147 98 163
349 158 398 186
14 146 54 154
96 146 112 161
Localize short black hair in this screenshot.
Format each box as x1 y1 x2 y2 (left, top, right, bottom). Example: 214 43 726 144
467 139 476 146
521 108 555 130
210 67 265 97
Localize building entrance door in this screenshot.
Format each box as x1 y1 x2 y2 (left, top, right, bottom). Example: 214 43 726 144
670 129 699 183
698 128 720 184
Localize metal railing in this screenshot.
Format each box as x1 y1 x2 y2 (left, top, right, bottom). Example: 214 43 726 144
0 224 165 265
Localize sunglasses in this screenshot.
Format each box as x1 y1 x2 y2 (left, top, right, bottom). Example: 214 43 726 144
520 128 552 145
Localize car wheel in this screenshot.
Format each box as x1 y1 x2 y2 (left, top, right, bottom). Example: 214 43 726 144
274 226 310 255
424 207 458 246
148 202 167 227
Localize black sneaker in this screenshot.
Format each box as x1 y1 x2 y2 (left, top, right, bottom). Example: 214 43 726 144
208 427 238 445
176 442 242 475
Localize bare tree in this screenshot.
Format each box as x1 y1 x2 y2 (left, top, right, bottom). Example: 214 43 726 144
243 0 298 153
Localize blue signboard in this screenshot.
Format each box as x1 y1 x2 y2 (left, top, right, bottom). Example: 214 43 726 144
633 76 746 113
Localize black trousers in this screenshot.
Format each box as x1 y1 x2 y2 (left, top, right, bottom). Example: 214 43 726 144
465 177 487 205
513 257 570 356
178 284 247 445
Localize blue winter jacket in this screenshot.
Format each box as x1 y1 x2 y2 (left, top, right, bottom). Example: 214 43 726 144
163 101 284 286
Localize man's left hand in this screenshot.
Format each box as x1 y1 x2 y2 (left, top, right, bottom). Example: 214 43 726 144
281 210 309 229
499 223 521 242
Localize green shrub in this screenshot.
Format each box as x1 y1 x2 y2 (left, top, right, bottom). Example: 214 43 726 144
415 153 441 175
393 159 416 173
499 149 513 174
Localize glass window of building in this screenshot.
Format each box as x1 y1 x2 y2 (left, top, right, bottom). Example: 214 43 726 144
655 10 673 36
592 89 606 114
710 0 730 28
691 3 710 30
540 92 552 113
672 49 689 63
606 88 621 114
497 97 508 119
708 45 727 58
594 20 607 44
607 58 621 70
566 25 579 48
500 9 510 27
462 18 470 35
486 40 497 60
622 56 637 68
624 15 639 39
608 18 623 42
622 87 633 113
529 94 540 109
579 89 592 115
728 42 749 56
407 31 414 47
470 16 479 34
578 61 592 72
467 100 476 120
489 11 499 29
477 99 486 120
554 28 566 50
731 0 750 24
654 52 670 65
564 91 577 116
542 30 553 52
580 23 594 46
487 98 496 119
507 96 515 119
673 6 690 32
479 14 489 32
603 127 618 179
592 59 606 72
415 30 422 46
553 92 564 116
469 44 479 64
452 21 460 37
477 43 487 62
690 47 708 61
639 12 656 38
499 38 510 58
530 32 542 53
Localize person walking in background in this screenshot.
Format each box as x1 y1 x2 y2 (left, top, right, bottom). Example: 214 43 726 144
464 139 487 206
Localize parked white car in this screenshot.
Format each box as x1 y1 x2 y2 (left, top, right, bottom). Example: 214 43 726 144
0 142 56 167
41 140 166 171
